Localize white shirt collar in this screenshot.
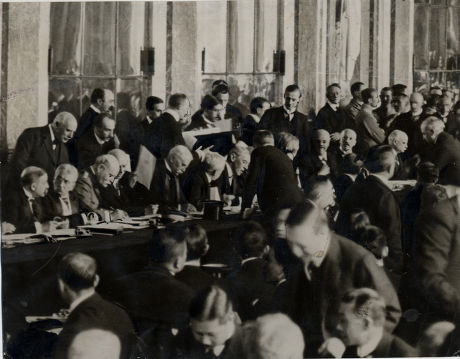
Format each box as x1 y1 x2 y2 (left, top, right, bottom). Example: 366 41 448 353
69 289 95 313
411 109 423 117
241 257 258 266
146 116 153 124
303 235 330 280
90 104 101 114
327 101 339 111
248 113 260 124
202 114 217 128
283 105 296 120
48 124 56 143
164 108 180 122
370 173 390 188
357 327 384 357
165 160 173 174
23 188 34 201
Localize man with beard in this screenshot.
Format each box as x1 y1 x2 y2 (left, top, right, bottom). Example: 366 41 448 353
186 95 225 131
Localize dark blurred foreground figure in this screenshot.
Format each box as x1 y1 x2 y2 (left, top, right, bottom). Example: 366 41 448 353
320 288 416 358
174 285 240 359
53 252 135 359
274 201 401 358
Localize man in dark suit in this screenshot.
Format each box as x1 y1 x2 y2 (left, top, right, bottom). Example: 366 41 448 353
315 83 346 142
241 97 271 146
141 96 164 158
148 93 191 158
224 221 275 322
108 228 194 333
374 86 396 128
446 101 460 141
69 88 114 165
38 163 83 228
241 130 303 217
150 145 195 212
437 95 454 125
387 129 412 180
226 143 251 200
212 83 243 125
275 202 401 358
186 94 224 131
53 252 135 359
3 166 49 233
387 92 426 157
7 112 77 190
324 288 416 358
76 114 116 170
258 84 312 160
336 145 403 276
114 92 140 166
329 128 357 175
343 81 365 131
354 88 386 158
420 116 460 185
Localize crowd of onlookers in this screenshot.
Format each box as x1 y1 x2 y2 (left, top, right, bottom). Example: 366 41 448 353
2 79 460 358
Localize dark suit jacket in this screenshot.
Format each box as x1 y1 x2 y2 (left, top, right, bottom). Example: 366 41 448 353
37 190 83 227
355 105 386 157
3 188 39 233
258 106 312 158
241 114 259 146
76 130 115 170
224 258 276 321
445 113 460 142
298 150 340 192
115 109 142 166
343 98 362 130
241 146 304 215
273 234 401 358
52 293 136 359
336 175 403 274
387 112 426 156
8 125 69 189
314 103 346 134
108 265 194 333
185 111 216 131
69 106 100 166
343 331 416 358
420 132 460 186
404 197 460 321
74 168 105 213
150 112 185 158
150 160 188 211
175 265 214 293
333 173 355 204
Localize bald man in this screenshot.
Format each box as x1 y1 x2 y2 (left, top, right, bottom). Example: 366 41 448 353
7 111 77 191
298 129 340 192
388 92 426 156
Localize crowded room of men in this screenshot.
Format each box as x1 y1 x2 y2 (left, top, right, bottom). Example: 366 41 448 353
0 1 460 358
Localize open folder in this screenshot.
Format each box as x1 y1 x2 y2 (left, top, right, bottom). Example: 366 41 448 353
135 145 157 189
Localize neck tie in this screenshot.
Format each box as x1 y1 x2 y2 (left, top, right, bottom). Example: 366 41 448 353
61 197 71 214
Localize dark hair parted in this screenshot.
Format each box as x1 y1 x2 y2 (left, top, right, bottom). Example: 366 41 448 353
189 285 233 323
185 224 209 261
234 221 268 258
149 228 186 264
58 252 98 291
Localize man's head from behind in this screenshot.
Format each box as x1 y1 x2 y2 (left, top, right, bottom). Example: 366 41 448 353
234 313 305 359
421 116 445 144
204 152 226 181
388 130 408 154
189 285 235 350
93 114 115 143
146 96 164 119
253 130 274 148
277 132 299 160
229 143 251 176
57 252 99 305
54 164 78 197
20 166 49 198
93 154 120 187
416 161 439 185
166 145 194 177
184 224 209 261
108 149 131 175
234 221 268 260
336 288 386 347
350 82 365 101
305 178 336 210
285 201 330 267
52 112 77 143
149 228 187 274
68 329 121 359
364 145 396 178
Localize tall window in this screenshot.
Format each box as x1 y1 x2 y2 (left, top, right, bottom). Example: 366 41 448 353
49 2 148 119
197 0 282 108
413 0 460 94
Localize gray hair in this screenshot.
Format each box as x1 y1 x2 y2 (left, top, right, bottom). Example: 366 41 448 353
388 129 408 143
54 163 78 182
167 145 193 163
421 116 445 134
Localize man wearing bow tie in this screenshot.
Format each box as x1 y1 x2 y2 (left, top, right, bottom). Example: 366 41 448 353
7 111 77 191
258 84 312 162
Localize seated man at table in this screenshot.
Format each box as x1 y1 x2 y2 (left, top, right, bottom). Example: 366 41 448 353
3 166 49 233
98 149 154 216
53 252 136 359
225 142 251 201
74 154 128 221
151 145 196 212
183 151 228 211
38 163 84 228
109 228 194 334
241 130 303 218
321 288 415 358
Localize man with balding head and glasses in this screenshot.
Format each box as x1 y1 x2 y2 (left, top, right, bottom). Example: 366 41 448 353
7 111 77 190
52 252 135 359
74 154 128 221
273 201 400 358
419 116 460 185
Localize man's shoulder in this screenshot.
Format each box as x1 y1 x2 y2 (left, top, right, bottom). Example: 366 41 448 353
18 126 45 140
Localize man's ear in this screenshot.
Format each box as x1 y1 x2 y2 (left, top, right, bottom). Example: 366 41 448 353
382 246 389 258
230 153 236 162
363 317 372 330
30 183 37 192
93 274 100 288
97 98 104 107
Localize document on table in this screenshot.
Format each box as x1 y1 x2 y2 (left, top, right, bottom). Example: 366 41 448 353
135 145 156 189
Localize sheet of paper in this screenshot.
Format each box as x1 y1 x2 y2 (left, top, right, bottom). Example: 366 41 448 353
135 145 156 189
183 132 198 150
